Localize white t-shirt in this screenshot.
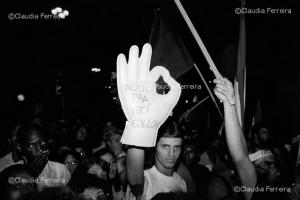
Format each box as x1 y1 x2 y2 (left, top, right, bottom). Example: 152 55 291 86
37 160 71 190
143 166 187 200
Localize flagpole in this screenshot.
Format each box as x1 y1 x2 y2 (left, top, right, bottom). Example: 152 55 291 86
234 0 247 128
194 63 223 119
189 96 209 113
174 0 222 79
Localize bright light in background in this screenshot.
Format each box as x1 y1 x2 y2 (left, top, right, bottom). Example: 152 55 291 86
55 7 62 13
51 9 58 15
91 68 101 72
63 10 69 16
17 94 25 101
51 7 69 19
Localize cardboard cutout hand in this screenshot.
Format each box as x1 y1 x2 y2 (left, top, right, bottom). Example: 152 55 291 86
117 44 181 147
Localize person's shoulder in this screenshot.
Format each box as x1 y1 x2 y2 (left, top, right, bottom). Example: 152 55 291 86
144 166 155 174
0 152 13 162
0 153 24 172
173 170 182 177
48 161 68 171
144 166 152 178
144 166 156 183
48 160 62 166
47 161 71 183
173 171 187 185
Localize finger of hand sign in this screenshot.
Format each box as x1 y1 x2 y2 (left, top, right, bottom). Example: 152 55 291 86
148 65 181 101
117 54 128 84
128 45 139 81
138 43 151 80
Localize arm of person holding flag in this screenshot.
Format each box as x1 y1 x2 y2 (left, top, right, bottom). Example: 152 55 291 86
116 43 181 199
214 77 256 200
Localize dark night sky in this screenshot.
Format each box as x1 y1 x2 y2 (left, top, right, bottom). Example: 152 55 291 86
4 0 299 143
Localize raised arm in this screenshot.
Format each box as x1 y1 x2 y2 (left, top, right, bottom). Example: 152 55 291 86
214 77 256 200
116 44 181 199
126 147 145 198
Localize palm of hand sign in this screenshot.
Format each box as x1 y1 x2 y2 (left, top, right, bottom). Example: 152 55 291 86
117 44 181 147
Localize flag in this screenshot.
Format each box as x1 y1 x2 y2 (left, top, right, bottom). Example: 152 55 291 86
149 9 194 80
234 0 247 128
149 9 223 118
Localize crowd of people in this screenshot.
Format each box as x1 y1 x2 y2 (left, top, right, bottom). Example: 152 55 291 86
1 44 300 200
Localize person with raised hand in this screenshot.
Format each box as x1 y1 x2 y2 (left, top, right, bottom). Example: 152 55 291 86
117 43 184 200
213 77 256 200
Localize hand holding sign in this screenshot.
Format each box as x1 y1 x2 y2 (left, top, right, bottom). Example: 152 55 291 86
117 43 181 147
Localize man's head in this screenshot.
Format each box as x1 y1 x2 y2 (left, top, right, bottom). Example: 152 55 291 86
16 124 48 162
182 142 198 166
251 124 271 147
155 119 183 172
103 122 123 156
248 146 280 185
79 174 108 200
73 123 88 142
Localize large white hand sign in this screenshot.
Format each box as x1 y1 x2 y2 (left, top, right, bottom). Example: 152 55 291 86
117 43 181 147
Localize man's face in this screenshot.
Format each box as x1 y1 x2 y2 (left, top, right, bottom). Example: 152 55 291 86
21 131 48 161
106 134 122 154
75 127 88 141
254 155 280 185
258 128 270 143
182 145 196 166
155 137 182 169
